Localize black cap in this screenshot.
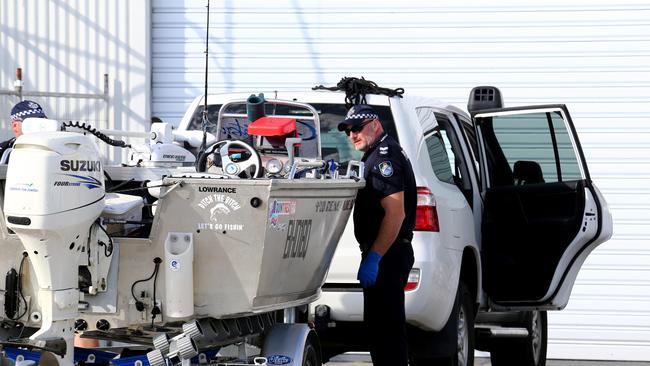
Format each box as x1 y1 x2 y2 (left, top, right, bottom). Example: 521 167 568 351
337 104 379 131
10 100 46 121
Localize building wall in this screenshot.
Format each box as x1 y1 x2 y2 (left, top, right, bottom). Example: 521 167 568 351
151 0 650 361
1 0 151 162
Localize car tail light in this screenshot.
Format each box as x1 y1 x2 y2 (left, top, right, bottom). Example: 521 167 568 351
414 187 439 232
404 268 420 291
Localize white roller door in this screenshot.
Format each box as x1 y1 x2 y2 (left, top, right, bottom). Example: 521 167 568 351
151 0 650 361
1 1 151 163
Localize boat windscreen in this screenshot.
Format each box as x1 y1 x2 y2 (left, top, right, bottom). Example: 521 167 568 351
188 103 397 169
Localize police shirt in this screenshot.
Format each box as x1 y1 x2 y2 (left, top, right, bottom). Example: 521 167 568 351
353 133 416 252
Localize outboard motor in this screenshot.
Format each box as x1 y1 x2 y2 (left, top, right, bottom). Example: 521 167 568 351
4 131 104 366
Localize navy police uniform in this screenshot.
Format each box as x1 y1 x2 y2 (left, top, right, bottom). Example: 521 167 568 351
355 132 416 366
0 137 15 156
2 101 47 163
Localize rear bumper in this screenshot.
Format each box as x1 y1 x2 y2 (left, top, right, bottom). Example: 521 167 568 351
310 257 459 331
313 231 472 332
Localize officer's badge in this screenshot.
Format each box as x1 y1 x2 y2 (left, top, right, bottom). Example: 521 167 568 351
378 161 393 177
28 102 39 109
379 146 389 155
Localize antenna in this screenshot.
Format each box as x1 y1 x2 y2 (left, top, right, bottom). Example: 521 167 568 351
200 0 211 152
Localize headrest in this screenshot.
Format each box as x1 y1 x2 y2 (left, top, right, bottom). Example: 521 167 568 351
513 160 545 184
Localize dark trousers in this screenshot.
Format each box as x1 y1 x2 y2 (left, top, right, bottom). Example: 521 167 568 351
363 241 414 366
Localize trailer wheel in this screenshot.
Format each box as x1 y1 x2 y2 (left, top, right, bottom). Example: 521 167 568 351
490 310 547 366
302 337 321 366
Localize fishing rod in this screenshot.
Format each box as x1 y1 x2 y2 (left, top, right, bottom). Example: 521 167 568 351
200 0 211 153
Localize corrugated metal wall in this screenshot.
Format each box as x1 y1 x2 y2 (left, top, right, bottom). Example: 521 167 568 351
1 0 151 161
151 0 650 361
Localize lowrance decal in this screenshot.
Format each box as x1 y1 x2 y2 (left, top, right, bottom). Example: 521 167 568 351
198 186 237 193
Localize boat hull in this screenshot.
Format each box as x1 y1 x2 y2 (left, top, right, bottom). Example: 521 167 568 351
143 176 362 319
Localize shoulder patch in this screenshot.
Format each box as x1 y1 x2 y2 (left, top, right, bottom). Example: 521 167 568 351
378 161 393 177
379 146 389 155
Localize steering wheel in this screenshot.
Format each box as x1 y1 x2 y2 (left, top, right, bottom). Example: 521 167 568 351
196 139 262 178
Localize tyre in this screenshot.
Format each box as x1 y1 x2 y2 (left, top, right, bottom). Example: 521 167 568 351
490 310 547 366
409 282 475 366
449 282 475 366
302 336 321 366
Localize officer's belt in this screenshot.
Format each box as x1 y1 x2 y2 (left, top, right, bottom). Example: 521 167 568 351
360 237 411 252
396 237 412 245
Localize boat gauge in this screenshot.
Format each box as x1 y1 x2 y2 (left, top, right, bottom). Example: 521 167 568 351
265 159 283 174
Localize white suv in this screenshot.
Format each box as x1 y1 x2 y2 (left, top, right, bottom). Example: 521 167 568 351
177 87 613 366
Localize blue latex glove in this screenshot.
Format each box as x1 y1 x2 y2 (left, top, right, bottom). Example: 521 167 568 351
357 251 382 288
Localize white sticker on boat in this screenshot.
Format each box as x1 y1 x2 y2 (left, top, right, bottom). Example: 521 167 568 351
197 194 241 212
197 222 244 231
195 194 244 232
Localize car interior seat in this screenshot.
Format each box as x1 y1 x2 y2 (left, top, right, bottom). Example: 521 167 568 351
513 160 545 185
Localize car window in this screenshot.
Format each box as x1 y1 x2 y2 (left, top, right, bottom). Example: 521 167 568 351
418 108 472 200
424 130 454 184
186 103 397 169
455 113 481 189
551 112 582 180
187 104 222 135
486 110 582 185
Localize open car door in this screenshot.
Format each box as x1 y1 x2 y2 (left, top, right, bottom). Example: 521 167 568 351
474 105 612 309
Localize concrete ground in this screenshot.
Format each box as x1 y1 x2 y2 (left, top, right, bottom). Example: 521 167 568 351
324 353 650 365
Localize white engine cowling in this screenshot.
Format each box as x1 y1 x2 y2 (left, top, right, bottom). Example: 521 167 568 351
4 131 105 290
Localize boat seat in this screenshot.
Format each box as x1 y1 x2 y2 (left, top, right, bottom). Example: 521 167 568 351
102 192 144 219
248 116 297 149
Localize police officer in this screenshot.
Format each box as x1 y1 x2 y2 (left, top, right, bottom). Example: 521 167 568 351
1 100 47 163
338 104 416 366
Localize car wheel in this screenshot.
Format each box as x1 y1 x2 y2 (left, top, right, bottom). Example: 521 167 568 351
490 310 548 366
449 282 475 366
410 282 475 366
302 337 321 366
